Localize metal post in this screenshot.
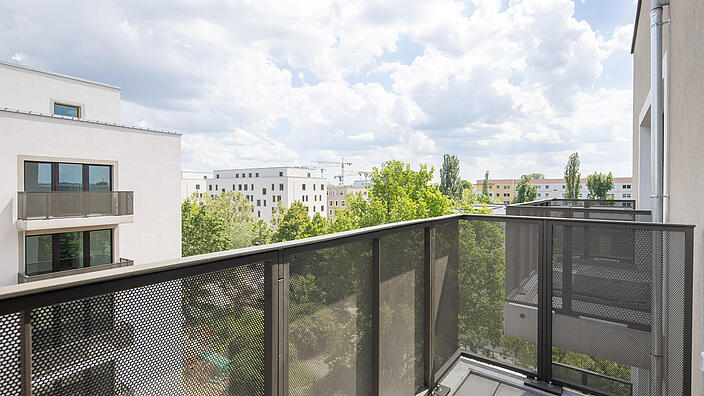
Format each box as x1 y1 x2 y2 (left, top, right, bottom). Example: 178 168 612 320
537 219 554 382
264 256 279 396
424 226 435 389
20 310 32 396
280 250 289 396
371 238 380 396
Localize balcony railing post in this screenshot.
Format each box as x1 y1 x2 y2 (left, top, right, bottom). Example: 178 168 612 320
264 255 278 396
280 250 289 396
371 238 380 396
20 310 31 396
537 219 553 383
424 225 435 389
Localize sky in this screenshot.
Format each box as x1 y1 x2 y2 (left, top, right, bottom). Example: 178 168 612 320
0 0 638 184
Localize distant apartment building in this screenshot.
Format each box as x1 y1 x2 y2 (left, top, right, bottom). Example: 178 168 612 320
327 184 369 220
473 179 520 204
0 61 181 394
181 170 210 200
474 177 633 204
205 167 327 222
631 1 704 391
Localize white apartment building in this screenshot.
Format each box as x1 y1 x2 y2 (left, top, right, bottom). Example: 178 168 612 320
0 62 182 394
206 167 327 221
327 184 368 220
181 170 210 200
530 177 634 201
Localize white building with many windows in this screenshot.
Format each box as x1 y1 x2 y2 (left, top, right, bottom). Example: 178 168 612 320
326 184 369 220
530 177 634 201
181 170 210 200
0 61 182 394
204 167 327 222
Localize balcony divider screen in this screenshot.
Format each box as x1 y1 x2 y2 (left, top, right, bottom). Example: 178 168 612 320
0 213 693 396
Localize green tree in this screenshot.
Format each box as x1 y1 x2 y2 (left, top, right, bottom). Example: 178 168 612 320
586 172 614 199
204 191 264 249
482 170 490 196
439 154 461 200
181 198 232 257
526 173 544 180
332 160 451 230
271 201 314 242
512 175 538 204
564 152 581 199
458 179 473 196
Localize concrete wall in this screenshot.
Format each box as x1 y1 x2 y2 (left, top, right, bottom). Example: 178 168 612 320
632 1 704 393
0 110 181 286
0 62 121 122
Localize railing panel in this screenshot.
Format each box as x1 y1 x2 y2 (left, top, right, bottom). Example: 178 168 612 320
287 239 373 396
17 191 134 220
550 223 690 396
0 313 22 395
378 228 425 396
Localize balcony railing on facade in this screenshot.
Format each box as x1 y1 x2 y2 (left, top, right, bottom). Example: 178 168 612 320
17 258 134 284
507 198 651 222
17 191 134 220
0 209 692 396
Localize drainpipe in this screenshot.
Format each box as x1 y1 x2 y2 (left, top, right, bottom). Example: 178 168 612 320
650 0 668 394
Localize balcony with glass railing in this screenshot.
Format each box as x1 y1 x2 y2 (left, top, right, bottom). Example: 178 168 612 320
16 191 134 230
0 208 693 396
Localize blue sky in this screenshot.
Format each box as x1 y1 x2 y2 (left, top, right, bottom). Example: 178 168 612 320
0 0 637 183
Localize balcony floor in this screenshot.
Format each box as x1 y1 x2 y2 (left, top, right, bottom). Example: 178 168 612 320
437 357 585 396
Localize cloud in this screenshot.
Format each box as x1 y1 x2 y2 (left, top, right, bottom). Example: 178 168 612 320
0 0 634 182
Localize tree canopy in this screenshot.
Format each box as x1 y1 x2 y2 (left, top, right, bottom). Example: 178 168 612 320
439 154 461 200
564 152 581 199
512 175 538 204
482 170 490 196
587 172 614 200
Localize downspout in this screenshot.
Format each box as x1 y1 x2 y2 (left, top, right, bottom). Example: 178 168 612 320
650 0 668 394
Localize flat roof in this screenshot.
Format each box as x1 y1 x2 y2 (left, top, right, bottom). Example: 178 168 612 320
213 166 319 172
0 107 181 137
0 60 121 91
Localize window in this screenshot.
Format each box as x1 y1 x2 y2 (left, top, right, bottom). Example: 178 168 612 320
320 206 324 212
623 193 632 198
215 184 218 190
209 185 213 191
321 184 324 190
25 229 113 276
329 209 333 214
341 200 345 206
623 184 632 189
537 193 541 197
562 185 566 189
251 184 254 191
258 211 261 218
257 200 261 206
504 193 509 197
262 188 267 195
236 174 239 178
335 200 339 206
277 195 282 201
302 184 306 191
195 184 200 190
249 173 253 177
489 193 492 197
307 173 311 177
244 184 248 191
313 184 316 191
232 184 236 191
221 189 225 193
279 184 284 190
340 191 345 195
489 185 493 189
264 200 267 207
256 172 259 177
504 185 509 189
238 184 242 191
24 161 111 193
279 171 284 177
545 193 549 197
216 174 220 179
272 184 275 191
545 185 549 189
53 102 80 118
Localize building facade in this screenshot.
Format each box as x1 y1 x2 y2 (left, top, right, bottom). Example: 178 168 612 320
475 177 633 204
0 62 182 394
326 184 368 220
181 170 210 200
205 167 327 222
631 1 704 392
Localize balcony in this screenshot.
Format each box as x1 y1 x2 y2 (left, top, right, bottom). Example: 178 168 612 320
0 211 693 396
16 191 134 230
507 198 651 221
18 258 133 283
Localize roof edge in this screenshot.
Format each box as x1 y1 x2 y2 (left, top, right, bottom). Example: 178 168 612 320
0 107 181 137
0 61 121 91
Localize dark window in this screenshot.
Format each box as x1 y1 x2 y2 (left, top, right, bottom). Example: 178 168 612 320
25 229 113 276
321 206 324 212
216 174 220 179
257 211 261 218
256 172 259 177
279 184 284 190
195 184 200 190
209 185 213 191
251 184 254 191
249 173 252 177
262 188 267 195
279 171 283 177
233 184 236 190
257 200 261 206
321 184 324 190
25 162 113 192
236 174 239 178
244 184 248 191
239 184 242 191
53 102 80 118
272 184 275 191
215 185 218 190
264 200 267 207
307 173 311 177
302 184 306 191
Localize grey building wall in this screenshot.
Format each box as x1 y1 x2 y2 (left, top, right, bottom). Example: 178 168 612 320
632 2 704 393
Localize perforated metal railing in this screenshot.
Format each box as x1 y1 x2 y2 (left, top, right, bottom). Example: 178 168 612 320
17 191 134 220
0 213 693 396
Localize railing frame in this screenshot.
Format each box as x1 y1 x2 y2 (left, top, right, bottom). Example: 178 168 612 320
0 213 693 396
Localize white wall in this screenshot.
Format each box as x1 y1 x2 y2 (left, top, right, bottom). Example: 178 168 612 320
181 171 210 201
0 62 121 122
0 110 181 286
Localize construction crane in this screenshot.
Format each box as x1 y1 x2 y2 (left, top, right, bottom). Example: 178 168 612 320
314 158 352 186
